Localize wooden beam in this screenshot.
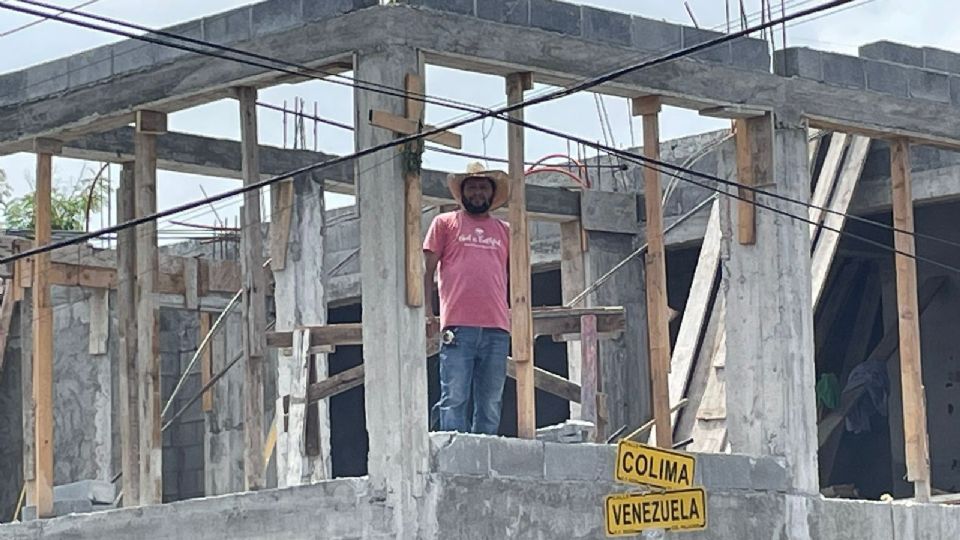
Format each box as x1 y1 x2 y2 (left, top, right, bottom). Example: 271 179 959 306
199 312 214 412
579 314 600 439
0 279 16 378
560 220 586 418
237 87 267 491
20 285 35 510
135 112 165 504
734 119 756 245
507 72 536 439
665 201 720 436
182 257 199 310
116 162 139 507
368 110 462 149
890 137 931 502
404 74 425 308
32 149 54 518
811 136 871 307
135 110 168 135
269 179 294 271
283 329 311 487
809 133 849 239
636 96 672 448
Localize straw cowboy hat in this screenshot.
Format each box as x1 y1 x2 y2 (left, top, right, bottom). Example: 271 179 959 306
447 161 510 211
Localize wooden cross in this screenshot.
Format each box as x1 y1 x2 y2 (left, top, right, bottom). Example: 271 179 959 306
369 74 462 307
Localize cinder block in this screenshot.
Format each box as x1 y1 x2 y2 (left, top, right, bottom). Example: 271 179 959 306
155 21 204 63
431 432 491 476
251 0 303 38
476 0 529 25
182 443 204 467
695 453 753 490
400 0 473 15
923 47 960 75
67 46 113 88
53 480 116 504
748 456 789 492
24 58 70 101
529 0 581 37
863 59 909 98
0 71 25 107
304 0 378 20
773 47 821 79
543 442 614 481
819 51 865 89
22 499 93 520
581 6 631 47
203 8 252 44
630 16 681 53
489 437 544 478
908 69 950 103
180 469 205 497
682 26 729 63
859 40 923 67
730 37 769 71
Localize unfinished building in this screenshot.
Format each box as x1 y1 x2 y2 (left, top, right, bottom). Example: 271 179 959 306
2 0 960 538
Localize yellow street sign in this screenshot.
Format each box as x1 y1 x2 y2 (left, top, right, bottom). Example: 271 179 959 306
615 439 695 489
604 488 707 536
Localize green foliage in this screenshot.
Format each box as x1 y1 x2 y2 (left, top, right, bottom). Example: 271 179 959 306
0 165 110 232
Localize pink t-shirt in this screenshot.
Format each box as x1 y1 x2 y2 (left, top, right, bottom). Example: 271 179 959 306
423 211 510 332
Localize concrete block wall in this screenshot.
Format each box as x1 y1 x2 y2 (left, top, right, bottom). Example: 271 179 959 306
775 44 960 107
396 0 770 71
0 0 380 106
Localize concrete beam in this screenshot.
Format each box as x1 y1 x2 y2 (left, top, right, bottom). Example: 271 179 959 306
61 128 582 221
4 3 960 151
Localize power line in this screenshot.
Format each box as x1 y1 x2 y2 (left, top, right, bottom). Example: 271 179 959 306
0 0 861 266
0 0 98 37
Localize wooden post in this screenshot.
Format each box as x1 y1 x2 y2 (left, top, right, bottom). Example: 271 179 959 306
734 119 757 245
579 314 601 440
19 280 35 510
404 74 425 307
506 72 535 439
135 111 165 504
633 96 672 448
199 312 214 412
117 162 140 506
236 87 267 490
32 138 60 518
560 221 586 419
889 137 931 502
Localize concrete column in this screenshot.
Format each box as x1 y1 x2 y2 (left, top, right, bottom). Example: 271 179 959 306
583 231 649 435
354 46 428 538
721 112 818 494
274 172 330 485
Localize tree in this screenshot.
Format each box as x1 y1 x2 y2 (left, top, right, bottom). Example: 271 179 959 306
0 164 109 232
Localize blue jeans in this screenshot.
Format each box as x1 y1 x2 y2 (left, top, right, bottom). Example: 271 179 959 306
435 326 510 434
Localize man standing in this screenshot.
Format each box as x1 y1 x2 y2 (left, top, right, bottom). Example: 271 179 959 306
424 162 511 434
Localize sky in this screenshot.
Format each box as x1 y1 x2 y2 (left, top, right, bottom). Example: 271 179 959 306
0 0 957 242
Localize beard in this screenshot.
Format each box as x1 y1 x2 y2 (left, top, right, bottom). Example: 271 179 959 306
462 197 492 214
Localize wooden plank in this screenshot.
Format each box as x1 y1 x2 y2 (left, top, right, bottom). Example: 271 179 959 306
87 288 109 355
200 312 213 412
809 133 849 239
673 295 724 444
0 280 16 377
32 150 54 518
507 72 536 439
890 137 931 501
404 73 425 308
269 179 294 271
20 287 35 506
637 96 672 449
666 201 720 432
368 109 462 149
116 162 139 507
811 135 871 307
183 257 199 310
579 314 600 438
283 329 310 487
808 129 823 170
560 220 585 418
307 364 366 403
135 113 164 505
237 87 267 491
734 119 756 245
